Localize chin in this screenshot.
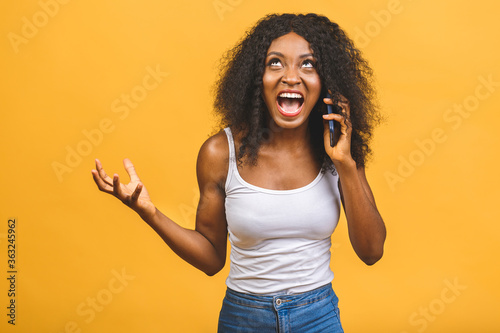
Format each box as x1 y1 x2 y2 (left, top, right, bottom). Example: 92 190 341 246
270 110 310 129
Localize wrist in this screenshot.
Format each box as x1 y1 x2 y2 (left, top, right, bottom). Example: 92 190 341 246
137 206 159 225
333 157 357 175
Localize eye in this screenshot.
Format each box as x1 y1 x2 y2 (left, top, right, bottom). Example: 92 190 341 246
301 59 315 68
267 58 283 68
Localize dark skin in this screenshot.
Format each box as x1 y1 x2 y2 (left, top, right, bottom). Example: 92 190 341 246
91 32 386 276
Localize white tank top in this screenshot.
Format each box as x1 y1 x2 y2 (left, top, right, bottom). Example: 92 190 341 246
224 128 341 295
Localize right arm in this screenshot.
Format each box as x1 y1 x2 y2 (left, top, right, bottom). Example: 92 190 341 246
91 132 229 276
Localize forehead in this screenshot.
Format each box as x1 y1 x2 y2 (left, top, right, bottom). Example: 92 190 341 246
266 32 313 56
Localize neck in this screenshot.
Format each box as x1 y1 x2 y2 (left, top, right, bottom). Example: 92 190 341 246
263 118 312 153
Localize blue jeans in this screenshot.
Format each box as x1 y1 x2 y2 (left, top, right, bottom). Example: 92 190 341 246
217 283 344 333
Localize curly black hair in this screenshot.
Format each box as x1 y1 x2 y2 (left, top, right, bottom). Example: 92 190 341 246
214 13 380 169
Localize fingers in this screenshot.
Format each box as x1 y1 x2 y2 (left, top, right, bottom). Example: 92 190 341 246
322 119 333 143
95 158 140 185
91 169 114 194
92 158 145 209
323 111 351 138
322 112 350 128
123 158 141 183
323 92 351 132
112 173 143 207
113 174 124 198
130 183 143 203
323 95 350 118
95 159 113 186
322 112 344 122
323 96 334 107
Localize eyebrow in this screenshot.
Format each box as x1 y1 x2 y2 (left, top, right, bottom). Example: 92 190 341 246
266 51 315 58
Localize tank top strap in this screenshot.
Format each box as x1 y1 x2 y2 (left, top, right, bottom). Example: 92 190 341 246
224 127 237 191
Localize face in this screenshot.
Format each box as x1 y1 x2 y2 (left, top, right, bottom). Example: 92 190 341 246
262 32 322 130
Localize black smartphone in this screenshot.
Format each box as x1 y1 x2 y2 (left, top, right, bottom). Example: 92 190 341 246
325 94 341 147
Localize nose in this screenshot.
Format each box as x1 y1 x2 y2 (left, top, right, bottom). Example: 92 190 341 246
281 66 301 86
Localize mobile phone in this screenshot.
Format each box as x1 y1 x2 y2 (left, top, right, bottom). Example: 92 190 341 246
325 94 340 147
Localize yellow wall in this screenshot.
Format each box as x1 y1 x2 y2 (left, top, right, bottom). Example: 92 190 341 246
1 0 499 332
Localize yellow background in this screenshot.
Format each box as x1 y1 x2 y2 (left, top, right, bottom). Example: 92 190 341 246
1 0 499 332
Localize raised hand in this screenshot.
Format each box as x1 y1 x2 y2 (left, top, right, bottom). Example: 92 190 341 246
322 94 354 168
91 158 156 219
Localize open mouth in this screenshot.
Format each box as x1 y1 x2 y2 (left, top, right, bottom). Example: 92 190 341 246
276 92 304 117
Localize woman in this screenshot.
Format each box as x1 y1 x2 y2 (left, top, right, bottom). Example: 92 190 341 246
92 13 386 332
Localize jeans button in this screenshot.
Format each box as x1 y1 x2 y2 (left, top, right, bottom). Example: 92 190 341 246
276 299 282 305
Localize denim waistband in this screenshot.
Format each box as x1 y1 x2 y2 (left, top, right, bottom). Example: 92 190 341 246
225 283 336 310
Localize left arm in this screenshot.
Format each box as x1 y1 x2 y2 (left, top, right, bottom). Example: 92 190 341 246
323 96 386 265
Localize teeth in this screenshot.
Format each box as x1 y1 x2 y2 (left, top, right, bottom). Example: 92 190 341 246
279 92 302 99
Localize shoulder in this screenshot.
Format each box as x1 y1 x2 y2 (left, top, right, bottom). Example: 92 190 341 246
196 130 230 189
198 130 229 164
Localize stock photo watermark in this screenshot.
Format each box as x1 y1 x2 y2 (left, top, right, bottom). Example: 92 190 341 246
352 0 413 49
59 267 135 333
7 0 72 54
385 74 499 192
51 64 169 182
6 218 17 325
400 277 467 333
213 0 244 21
